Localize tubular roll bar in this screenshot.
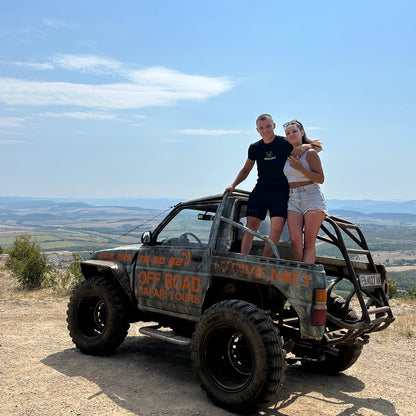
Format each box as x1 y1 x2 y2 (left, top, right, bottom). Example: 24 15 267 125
212 191 281 259
317 215 395 341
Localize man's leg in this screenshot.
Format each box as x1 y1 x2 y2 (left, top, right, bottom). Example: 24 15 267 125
241 216 261 254
262 216 286 257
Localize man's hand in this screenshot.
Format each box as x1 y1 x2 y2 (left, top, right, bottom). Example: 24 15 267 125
290 144 308 158
223 185 235 195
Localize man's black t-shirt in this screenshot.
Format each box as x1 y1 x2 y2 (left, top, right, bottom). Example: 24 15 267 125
248 135 292 194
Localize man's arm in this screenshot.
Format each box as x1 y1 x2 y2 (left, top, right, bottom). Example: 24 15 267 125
291 142 322 157
224 158 255 194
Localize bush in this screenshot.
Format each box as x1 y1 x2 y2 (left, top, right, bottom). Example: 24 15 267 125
44 253 85 295
405 286 416 300
6 235 49 288
387 278 399 298
0 245 4 254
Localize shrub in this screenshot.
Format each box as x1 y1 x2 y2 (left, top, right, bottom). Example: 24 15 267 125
44 253 85 295
0 245 4 254
387 278 399 298
6 235 49 288
405 286 416 300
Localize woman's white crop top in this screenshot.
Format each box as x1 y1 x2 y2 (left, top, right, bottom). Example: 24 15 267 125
283 151 311 183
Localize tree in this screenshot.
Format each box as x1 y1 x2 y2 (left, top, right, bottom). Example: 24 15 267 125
6 235 48 288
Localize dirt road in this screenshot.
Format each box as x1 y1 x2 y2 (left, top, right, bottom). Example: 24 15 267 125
0 295 414 416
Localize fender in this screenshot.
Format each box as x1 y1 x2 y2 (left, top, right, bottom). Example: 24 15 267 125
80 259 136 307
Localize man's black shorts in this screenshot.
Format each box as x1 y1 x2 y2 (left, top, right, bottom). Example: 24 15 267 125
247 189 288 220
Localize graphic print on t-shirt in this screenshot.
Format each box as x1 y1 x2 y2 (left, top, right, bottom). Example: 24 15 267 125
264 151 276 161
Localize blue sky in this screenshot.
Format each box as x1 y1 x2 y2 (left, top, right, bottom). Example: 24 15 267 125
0 0 415 202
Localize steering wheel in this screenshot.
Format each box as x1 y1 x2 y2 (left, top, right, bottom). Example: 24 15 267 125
180 232 202 245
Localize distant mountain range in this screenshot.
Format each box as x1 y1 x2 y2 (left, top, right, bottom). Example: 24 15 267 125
1 196 415 256
1 196 415 215
0 196 180 211
326 199 416 215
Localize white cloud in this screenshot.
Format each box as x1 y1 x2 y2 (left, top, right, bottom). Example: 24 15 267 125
0 117 27 128
0 57 233 110
177 128 242 136
39 111 120 121
128 67 232 97
305 126 323 130
0 139 24 145
42 18 73 30
14 61 55 70
161 139 185 143
51 54 122 75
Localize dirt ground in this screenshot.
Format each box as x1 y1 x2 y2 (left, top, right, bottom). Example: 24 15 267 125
1 275 415 416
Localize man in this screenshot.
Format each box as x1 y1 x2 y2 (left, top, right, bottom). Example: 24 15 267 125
224 114 320 257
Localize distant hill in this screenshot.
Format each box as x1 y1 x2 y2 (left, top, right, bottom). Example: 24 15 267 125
0 196 179 211
2 196 416 215
328 209 416 227
326 199 416 215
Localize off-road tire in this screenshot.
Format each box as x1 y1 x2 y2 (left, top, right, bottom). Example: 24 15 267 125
301 293 363 374
192 300 286 414
67 276 130 356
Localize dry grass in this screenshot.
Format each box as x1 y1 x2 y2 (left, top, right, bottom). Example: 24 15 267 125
377 298 416 340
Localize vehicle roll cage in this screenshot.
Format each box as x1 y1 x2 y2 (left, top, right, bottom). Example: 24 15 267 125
220 191 395 344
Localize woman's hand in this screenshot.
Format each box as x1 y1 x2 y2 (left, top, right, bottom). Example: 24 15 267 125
287 155 304 171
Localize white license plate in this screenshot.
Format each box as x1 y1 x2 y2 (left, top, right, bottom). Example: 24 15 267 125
358 274 382 288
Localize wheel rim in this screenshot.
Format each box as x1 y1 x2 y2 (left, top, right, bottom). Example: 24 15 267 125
76 293 107 338
203 323 254 392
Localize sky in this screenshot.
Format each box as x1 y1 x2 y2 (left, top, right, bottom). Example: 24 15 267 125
0 0 415 202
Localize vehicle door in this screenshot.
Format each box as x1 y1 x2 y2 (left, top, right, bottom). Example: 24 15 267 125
135 206 214 318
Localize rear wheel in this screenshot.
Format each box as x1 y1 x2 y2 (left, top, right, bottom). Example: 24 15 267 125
301 293 363 374
192 300 286 414
67 276 130 355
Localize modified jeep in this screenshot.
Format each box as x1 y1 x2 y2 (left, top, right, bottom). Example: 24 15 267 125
67 191 395 414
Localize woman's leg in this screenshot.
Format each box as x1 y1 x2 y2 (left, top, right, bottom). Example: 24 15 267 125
303 209 325 263
287 210 304 261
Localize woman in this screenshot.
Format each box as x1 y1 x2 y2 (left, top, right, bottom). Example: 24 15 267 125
283 120 327 263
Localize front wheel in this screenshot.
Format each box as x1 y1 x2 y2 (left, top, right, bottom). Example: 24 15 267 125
67 276 130 356
192 300 286 414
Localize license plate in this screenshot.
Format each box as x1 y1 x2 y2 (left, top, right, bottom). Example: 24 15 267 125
358 274 382 288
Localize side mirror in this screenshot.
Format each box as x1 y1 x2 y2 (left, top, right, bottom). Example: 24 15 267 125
141 231 152 244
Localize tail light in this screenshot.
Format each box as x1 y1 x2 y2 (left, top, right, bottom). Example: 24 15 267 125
312 288 327 326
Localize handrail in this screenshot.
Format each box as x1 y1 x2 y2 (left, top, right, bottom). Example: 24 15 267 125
213 191 280 258
219 215 280 259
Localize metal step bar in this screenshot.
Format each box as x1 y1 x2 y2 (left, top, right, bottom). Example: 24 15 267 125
139 325 192 346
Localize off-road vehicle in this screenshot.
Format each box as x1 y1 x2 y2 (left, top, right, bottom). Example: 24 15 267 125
67 191 394 414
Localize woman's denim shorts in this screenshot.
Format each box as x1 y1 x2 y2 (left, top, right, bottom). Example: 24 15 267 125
288 183 328 215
